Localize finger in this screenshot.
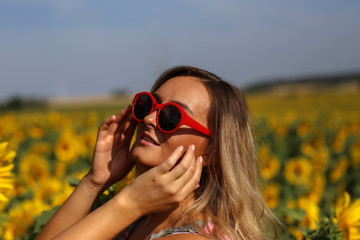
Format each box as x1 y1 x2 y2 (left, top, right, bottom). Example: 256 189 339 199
108 119 120 136
116 113 134 136
108 105 133 138
174 149 197 183
114 116 137 145
115 105 132 123
168 145 195 180
99 105 130 135
114 119 137 150
179 156 203 193
156 146 184 174
172 156 203 201
99 115 116 131
100 115 116 129
121 119 138 146
114 106 133 136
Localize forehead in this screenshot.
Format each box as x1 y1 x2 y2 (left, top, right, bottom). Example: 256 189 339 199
154 76 210 115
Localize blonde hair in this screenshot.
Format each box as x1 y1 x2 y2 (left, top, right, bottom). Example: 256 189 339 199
151 66 280 240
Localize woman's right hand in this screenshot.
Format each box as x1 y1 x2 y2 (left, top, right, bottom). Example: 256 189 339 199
86 105 137 193
117 144 203 216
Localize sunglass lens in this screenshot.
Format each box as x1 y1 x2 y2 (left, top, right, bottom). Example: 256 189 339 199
134 94 153 120
158 105 181 131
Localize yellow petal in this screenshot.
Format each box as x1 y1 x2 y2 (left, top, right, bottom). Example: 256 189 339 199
0 173 14 178
0 183 14 189
0 163 14 173
0 192 9 202
336 192 351 216
2 151 16 162
0 142 8 152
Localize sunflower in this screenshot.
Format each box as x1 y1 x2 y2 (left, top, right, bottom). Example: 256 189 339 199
51 182 75 207
301 142 316 157
258 144 280 179
297 197 320 230
296 121 312 137
19 153 49 187
33 177 63 203
334 192 360 240
348 121 359 135
284 157 312 186
55 129 81 163
330 156 349 183
84 111 99 127
275 125 288 138
46 111 62 128
332 127 348 153
307 173 326 203
261 156 280 180
29 124 45 139
268 118 288 137
0 141 15 203
8 130 25 151
0 114 17 139
262 182 280 209
288 226 303 240
300 134 325 158
28 142 51 156
2 199 49 239
310 147 329 173
78 129 97 158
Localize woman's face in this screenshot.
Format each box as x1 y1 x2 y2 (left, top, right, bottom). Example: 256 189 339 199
130 76 210 171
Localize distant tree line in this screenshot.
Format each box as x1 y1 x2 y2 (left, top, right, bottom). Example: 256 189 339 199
0 96 48 111
110 88 131 97
244 71 360 93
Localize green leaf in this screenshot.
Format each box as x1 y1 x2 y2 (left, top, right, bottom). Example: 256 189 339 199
68 176 80 187
32 206 60 234
0 213 7 224
284 208 307 221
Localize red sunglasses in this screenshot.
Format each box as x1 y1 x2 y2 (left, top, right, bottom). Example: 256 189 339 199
132 92 211 136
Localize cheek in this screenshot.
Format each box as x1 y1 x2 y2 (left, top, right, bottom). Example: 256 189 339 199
130 123 208 167
164 135 208 158
194 137 208 157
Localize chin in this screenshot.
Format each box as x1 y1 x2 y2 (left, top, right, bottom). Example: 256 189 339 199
129 146 159 169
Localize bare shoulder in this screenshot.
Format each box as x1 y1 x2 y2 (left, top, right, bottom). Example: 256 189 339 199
157 233 210 240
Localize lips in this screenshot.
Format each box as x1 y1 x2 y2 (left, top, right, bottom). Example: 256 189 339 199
141 133 160 146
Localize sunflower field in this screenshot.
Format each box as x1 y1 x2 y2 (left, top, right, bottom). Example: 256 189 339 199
1 90 360 240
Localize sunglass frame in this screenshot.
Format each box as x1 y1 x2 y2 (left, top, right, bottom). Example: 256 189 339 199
132 92 211 136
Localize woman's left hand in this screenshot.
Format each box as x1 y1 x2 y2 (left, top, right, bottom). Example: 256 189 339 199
116 144 203 216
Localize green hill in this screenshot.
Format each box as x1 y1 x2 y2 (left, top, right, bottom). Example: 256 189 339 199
244 71 360 96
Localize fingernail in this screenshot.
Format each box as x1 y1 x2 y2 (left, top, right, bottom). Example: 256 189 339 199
199 156 203 163
190 144 195 151
178 146 184 152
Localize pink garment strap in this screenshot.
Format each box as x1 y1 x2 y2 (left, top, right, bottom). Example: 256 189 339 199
204 223 230 240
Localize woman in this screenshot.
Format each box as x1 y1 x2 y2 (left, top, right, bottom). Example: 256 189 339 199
37 66 279 240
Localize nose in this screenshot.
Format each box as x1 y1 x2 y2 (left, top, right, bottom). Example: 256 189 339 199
143 110 157 129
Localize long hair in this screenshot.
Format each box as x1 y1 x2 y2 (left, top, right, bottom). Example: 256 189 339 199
151 66 280 240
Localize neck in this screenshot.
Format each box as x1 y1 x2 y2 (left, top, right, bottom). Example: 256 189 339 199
133 164 199 235
146 194 195 232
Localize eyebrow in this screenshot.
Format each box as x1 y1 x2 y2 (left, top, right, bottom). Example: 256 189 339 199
153 93 193 114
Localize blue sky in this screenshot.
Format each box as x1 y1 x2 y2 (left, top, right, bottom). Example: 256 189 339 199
1 0 360 100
